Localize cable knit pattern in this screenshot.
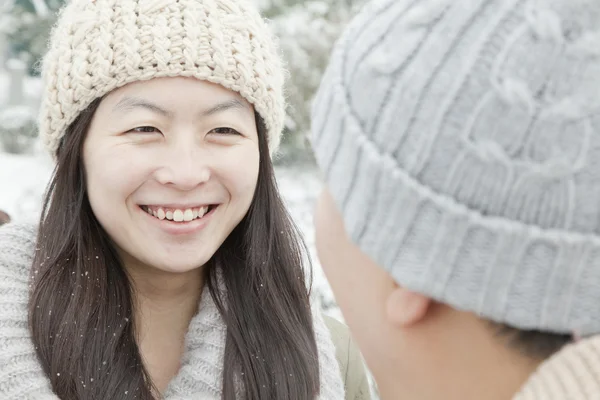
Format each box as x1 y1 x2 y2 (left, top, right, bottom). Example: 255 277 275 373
514 335 600 399
39 0 285 158
312 0 600 335
0 223 345 399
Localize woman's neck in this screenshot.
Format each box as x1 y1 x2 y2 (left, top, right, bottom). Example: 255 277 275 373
125 259 205 392
135 271 203 336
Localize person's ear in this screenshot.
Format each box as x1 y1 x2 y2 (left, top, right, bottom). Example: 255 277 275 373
385 285 432 327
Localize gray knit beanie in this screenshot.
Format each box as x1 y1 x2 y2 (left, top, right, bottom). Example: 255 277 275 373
312 0 600 336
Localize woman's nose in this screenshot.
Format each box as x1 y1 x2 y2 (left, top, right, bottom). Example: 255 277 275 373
154 142 212 191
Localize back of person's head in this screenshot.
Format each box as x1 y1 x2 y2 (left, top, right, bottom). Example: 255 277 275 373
0 210 10 226
312 0 600 397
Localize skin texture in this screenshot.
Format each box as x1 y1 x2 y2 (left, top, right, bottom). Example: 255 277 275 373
82 77 260 390
315 189 540 400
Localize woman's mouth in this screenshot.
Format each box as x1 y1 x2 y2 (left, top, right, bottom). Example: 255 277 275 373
140 205 217 222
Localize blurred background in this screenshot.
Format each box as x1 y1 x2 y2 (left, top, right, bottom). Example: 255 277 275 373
0 3 379 393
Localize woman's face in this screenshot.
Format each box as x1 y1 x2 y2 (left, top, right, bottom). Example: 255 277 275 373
83 77 260 274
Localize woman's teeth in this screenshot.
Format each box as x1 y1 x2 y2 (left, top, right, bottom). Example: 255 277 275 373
143 206 209 222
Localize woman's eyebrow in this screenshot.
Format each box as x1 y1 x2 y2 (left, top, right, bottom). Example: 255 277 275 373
112 97 173 118
200 99 250 117
112 97 250 118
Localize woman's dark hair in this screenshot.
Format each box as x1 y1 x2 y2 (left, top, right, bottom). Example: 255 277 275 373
29 98 320 399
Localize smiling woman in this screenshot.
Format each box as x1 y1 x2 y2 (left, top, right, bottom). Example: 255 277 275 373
84 78 261 276
0 0 348 399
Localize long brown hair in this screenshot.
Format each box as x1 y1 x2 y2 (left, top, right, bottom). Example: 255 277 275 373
29 98 320 399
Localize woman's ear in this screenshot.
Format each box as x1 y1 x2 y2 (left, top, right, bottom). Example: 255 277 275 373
385 285 432 328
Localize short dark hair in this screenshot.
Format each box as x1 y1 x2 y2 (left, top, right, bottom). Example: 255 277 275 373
489 322 572 360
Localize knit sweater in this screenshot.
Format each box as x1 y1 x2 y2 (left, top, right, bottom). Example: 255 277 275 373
0 223 345 399
514 335 600 400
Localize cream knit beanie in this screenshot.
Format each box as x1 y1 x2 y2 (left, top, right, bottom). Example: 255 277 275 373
313 0 600 336
39 0 285 157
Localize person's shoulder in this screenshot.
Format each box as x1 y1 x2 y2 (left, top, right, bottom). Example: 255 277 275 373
515 335 600 400
0 222 38 279
323 315 372 400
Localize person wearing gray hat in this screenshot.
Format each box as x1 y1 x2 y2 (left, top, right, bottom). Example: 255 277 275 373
312 0 600 398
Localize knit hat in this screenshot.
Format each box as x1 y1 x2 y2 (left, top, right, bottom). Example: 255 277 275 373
312 0 600 336
39 0 285 158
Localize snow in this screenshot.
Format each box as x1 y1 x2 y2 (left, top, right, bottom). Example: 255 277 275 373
0 149 52 223
0 104 35 129
0 72 9 105
0 69 43 110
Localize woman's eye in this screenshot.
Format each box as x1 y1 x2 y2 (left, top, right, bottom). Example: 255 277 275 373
210 127 240 135
129 126 161 134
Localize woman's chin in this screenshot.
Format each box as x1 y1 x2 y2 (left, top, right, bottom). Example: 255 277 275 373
131 251 211 276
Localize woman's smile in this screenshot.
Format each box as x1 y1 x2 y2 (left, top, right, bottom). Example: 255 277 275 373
138 203 219 236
